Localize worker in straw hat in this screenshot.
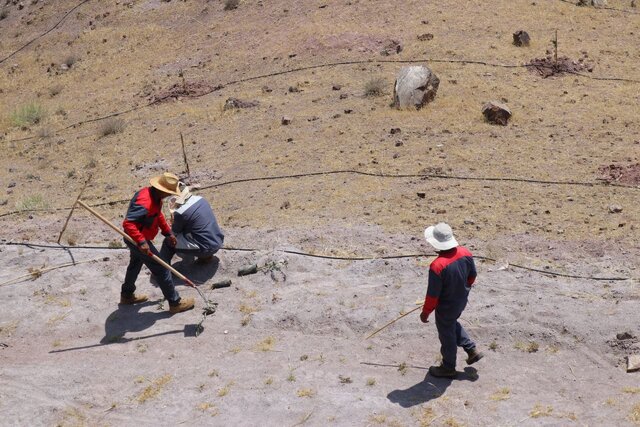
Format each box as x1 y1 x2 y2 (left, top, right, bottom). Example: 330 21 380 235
160 183 224 265
120 172 194 314
420 222 483 378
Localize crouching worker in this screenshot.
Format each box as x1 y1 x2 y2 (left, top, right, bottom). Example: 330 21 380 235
121 172 195 314
420 222 483 378
160 184 224 265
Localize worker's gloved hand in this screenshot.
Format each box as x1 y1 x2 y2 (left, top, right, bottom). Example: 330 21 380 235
167 234 177 248
138 241 153 257
420 312 429 323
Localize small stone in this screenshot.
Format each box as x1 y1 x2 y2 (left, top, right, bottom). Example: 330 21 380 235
393 65 439 110
390 128 401 135
482 101 512 126
223 97 259 110
417 33 434 41
464 219 475 225
339 93 348 99
608 204 623 213
344 109 352 114
8 182 16 188
332 84 342 91
332 114 341 119
288 86 300 93
512 30 530 47
417 192 426 199
617 332 635 340
628 355 640 372
280 201 290 210
262 86 272 93
0 199 7 206
395 141 403 147
281 116 292 125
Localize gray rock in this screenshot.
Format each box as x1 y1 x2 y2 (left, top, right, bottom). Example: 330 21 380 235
223 97 259 110
608 204 623 213
392 65 440 110
482 101 512 126
617 332 635 340
628 355 640 372
513 30 530 47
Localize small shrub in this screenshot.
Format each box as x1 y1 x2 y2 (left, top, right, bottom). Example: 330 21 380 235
11 102 46 127
98 118 126 137
364 77 386 97
16 194 49 211
224 0 239 10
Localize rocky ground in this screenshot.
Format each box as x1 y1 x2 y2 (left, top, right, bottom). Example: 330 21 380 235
1 0 639 425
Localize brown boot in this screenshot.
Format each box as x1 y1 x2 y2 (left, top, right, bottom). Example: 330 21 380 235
169 297 195 314
120 293 149 305
466 348 484 365
428 365 457 378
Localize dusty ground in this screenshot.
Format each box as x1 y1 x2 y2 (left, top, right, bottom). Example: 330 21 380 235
1 0 639 425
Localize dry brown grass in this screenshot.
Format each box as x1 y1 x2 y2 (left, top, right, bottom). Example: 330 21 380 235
255 336 275 352
529 404 553 418
490 387 511 401
631 402 640 425
137 374 172 403
412 406 437 427
297 388 315 398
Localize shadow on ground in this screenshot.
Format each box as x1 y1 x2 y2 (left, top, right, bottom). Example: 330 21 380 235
387 367 479 408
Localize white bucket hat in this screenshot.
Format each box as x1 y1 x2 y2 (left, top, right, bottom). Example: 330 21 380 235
424 222 458 251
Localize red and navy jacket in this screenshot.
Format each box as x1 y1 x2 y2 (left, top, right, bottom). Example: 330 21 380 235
422 246 477 318
122 187 172 244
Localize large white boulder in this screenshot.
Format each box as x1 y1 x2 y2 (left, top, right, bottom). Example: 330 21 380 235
392 65 440 110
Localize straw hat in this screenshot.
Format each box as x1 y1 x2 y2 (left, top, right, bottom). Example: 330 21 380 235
149 172 181 196
174 183 192 205
424 222 459 251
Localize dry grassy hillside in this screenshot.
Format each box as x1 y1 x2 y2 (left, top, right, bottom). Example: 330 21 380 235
0 0 639 425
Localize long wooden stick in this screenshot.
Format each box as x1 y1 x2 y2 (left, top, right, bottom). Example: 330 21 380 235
57 173 92 243
365 306 421 340
180 132 191 182
0 257 104 287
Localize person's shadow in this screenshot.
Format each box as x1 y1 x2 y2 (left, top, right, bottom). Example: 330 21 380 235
100 300 175 344
151 256 220 287
387 367 479 408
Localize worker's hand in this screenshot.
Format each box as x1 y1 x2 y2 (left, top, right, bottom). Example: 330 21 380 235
420 312 429 323
138 241 153 257
167 234 177 248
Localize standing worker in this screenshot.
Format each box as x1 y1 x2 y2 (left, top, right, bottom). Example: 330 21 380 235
420 222 483 378
121 172 195 314
160 184 224 265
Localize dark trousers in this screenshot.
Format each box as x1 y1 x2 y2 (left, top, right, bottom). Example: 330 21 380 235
159 238 217 263
435 311 476 369
122 239 180 305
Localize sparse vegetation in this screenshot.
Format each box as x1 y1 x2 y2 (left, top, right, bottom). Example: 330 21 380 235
515 341 539 353
490 387 511 401
412 406 437 427
364 77 386 97
297 388 315 398
11 102 46 127
624 387 640 394
98 117 126 137
287 371 296 382
631 402 640 425
256 336 275 351
108 240 123 248
338 375 352 384
489 340 498 351
529 404 553 418
137 375 172 403
16 194 49 211
217 381 234 397
397 362 408 375
444 417 463 427
264 377 273 385
366 378 376 386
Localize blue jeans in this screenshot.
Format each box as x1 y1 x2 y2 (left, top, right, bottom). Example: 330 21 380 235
122 239 180 305
435 311 476 369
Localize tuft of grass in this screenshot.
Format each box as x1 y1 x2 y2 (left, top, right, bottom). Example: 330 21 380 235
515 341 539 353
338 375 352 384
217 381 234 397
98 118 126 137
255 336 275 352
239 303 258 314
624 387 640 394
490 387 511 401
66 233 78 246
264 377 273 385
16 194 49 211
197 402 218 416
489 340 498 351
529 404 553 418
297 388 315 398
412 406 437 427
52 339 63 348
364 77 386 97
444 418 463 427
11 102 46 127
136 343 147 353
366 378 376 386
631 402 640 425
224 0 239 10
108 240 123 248
287 371 296 382
240 314 251 326
137 375 172 403
398 362 408 375
208 369 219 377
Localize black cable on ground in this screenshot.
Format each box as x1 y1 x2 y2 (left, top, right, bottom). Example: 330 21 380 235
1 168 636 219
0 241 632 281
0 0 93 65
4 54 640 144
